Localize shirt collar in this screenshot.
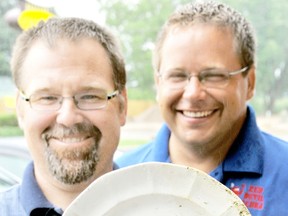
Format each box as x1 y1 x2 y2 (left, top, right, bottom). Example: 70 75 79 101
153 124 171 162
20 162 119 215
223 106 264 175
154 106 264 175
20 162 63 215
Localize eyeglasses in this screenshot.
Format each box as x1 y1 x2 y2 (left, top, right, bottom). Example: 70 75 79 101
158 66 249 90
20 89 119 111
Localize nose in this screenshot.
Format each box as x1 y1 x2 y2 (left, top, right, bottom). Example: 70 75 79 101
56 97 85 127
183 76 206 99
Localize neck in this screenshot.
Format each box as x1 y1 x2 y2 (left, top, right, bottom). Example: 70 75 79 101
168 132 237 173
168 112 247 173
34 162 113 210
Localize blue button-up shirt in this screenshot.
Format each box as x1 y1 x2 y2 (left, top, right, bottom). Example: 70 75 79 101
116 106 288 216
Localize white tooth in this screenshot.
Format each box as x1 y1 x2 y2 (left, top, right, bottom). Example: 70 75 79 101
183 110 213 118
60 137 85 143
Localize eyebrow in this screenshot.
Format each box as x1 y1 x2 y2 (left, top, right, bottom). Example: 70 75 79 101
21 87 53 95
164 66 227 73
163 67 187 73
77 87 107 92
25 86 109 94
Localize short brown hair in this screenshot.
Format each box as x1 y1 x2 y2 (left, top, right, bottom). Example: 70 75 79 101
11 17 126 91
153 1 256 72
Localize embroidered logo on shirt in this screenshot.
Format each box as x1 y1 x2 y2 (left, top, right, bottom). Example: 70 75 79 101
230 183 264 210
231 183 246 196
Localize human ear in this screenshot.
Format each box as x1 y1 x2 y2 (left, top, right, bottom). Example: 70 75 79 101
246 65 256 100
154 71 160 102
119 88 128 126
15 92 24 130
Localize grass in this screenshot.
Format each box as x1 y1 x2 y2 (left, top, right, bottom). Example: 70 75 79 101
0 126 23 137
119 139 148 149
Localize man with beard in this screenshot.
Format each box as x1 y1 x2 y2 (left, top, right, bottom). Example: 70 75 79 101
0 17 127 215
116 1 288 215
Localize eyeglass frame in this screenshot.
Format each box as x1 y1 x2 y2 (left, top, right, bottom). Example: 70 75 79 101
19 89 119 111
157 66 249 90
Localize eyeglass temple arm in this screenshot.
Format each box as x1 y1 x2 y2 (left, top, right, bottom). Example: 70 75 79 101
19 91 30 101
107 90 119 100
229 66 249 75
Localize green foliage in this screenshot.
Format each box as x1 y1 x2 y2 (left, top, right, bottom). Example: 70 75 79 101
119 139 148 148
128 87 155 100
99 0 288 114
249 97 266 115
0 113 18 127
0 126 23 137
222 0 288 113
250 97 288 115
0 0 21 76
100 0 191 96
0 113 22 137
0 52 10 76
274 97 288 114
1 0 287 114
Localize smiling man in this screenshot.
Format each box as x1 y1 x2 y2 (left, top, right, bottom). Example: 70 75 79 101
116 1 288 215
0 17 127 215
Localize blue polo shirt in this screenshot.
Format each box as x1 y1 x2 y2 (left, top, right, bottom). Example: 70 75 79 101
116 106 288 216
0 162 63 216
0 162 120 216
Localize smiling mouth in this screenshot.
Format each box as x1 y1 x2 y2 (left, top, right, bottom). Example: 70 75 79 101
49 135 91 144
182 110 214 118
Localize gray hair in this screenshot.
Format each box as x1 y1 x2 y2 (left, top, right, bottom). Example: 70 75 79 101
153 1 256 72
11 17 126 91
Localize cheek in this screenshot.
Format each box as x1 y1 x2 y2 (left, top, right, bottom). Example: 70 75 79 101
219 83 248 119
158 88 180 109
95 113 121 154
157 90 168 111
91 110 122 137
233 81 249 106
20 111 55 159
21 110 55 136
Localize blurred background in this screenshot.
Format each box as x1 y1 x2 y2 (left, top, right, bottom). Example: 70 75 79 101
0 0 287 146
0 0 287 190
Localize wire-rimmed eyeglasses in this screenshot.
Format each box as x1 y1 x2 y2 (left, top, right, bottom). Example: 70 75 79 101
20 89 119 111
157 66 249 90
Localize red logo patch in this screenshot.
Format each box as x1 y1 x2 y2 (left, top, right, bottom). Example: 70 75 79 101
231 184 264 210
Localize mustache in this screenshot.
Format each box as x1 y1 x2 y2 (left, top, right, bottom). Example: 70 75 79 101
42 123 101 141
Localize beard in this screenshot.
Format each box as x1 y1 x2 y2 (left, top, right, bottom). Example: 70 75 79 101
42 123 102 185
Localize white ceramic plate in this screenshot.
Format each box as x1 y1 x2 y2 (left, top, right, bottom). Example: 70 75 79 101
63 162 251 216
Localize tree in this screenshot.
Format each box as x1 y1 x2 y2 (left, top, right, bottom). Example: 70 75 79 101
100 0 288 112
99 0 191 99
0 0 20 76
222 0 288 114
1 0 287 113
